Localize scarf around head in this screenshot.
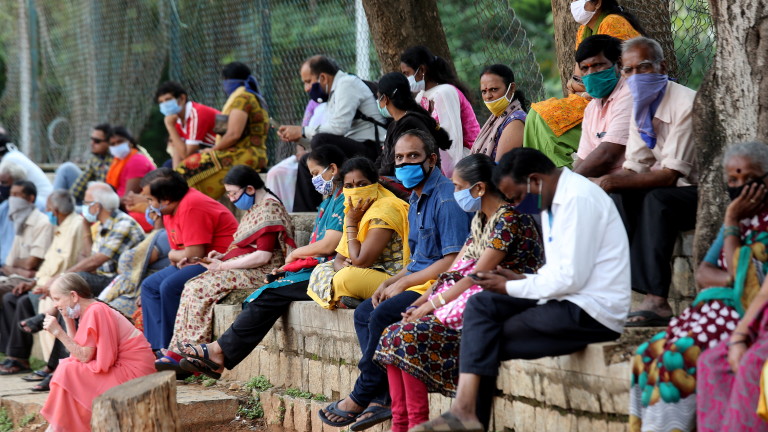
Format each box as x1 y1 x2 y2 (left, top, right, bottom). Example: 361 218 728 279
8 197 35 234
627 73 669 149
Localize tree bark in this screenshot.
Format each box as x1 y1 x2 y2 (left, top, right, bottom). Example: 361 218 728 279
361 0 451 73
91 371 181 432
692 0 768 261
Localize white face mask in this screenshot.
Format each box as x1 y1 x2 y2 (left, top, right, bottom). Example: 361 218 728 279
407 69 426 93
570 0 596 25
109 141 131 159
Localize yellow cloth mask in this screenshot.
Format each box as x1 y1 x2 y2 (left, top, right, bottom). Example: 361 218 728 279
343 183 380 209
484 83 513 117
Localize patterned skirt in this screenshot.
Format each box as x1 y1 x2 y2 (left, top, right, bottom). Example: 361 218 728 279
374 315 461 397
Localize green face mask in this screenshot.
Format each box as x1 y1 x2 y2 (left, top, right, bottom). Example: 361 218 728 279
582 67 619 99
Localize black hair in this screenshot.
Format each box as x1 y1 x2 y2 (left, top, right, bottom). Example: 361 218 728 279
110 126 137 147
222 62 252 80
339 157 378 185
93 123 112 140
305 55 341 77
454 154 502 197
155 81 188 101
140 167 189 202
479 64 529 112
593 0 646 36
400 45 472 103
12 179 37 200
224 164 281 204
493 148 556 185
307 143 348 173
397 129 438 157
575 34 623 64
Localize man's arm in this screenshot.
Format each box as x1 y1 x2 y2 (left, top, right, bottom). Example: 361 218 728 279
372 253 458 306
595 167 679 192
65 252 111 274
574 141 626 178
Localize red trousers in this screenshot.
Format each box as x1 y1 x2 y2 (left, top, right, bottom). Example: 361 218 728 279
387 365 430 432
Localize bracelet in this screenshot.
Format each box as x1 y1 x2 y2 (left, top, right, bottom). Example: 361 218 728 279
727 340 747 347
405 305 418 311
437 293 447 306
723 226 741 238
347 238 358 242
429 297 439 309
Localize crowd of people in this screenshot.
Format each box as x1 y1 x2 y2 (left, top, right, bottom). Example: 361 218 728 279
0 1 765 431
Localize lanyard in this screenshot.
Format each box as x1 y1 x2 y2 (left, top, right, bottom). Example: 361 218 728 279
547 211 554 243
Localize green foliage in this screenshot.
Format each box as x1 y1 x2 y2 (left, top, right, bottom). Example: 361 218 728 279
20 413 36 427
0 408 12 432
285 387 327 401
202 377 217 387
244 375 273 392
237 397 264 420
184 374 204 384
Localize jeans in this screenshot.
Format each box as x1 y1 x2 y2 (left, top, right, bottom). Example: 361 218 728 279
52 162 82 190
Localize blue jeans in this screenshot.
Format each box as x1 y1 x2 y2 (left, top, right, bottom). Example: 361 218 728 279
350 290 420 407
53 162 82 190
140 264 206 350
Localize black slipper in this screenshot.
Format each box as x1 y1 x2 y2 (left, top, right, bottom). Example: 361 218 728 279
31 374 52 392
21 369 50 382
0 359 31 375
19 314 45 334
339 296 363 309
625 310 672 327
179 358 221 380
350 405 392 431
318 400 361 427
177 342 222 372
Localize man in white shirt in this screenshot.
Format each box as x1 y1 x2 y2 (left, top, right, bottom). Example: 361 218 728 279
411 148 630 432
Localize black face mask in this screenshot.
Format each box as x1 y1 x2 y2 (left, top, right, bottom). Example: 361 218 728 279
0 184 10 203
728 172 768 201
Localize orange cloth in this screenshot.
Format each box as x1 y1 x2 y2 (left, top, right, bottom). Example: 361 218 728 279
575 14 641 48
41 302 155 431
530 94 590 137
105 148 138 190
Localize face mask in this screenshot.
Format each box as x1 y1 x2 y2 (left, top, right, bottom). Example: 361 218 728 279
377 97 392 119
46 211 58 226
515 176 543 215
308 81 329 103
233 188 256 210
109 142 131 159
407 70 425 93
0 185 10 202
728 173 768 201
82 202 99 223
343 183 379 207
144 206 162 227
66 302 81 319
223 79 245 96
312 167 334 195
454 184 482 213
582 67 620 99
484 84 513 117
570 0 596 25
395 160 430 189
8 196 32 215
159 99 182 116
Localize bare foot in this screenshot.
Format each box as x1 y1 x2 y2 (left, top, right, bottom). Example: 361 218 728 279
627 294 673 323
322 397 364 423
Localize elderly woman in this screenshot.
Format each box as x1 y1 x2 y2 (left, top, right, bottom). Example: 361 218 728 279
373 154 544 432
630 141 768 432
40 273 155 431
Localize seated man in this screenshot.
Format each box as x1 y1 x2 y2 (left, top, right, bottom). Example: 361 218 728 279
278 55 386 212
60 123 113 204
412 148 630 431
572 35 633 178
0 190 87 375
592 36 697 327
319 129 472 430
155 81 220 169
0 161 27 268
0 134 52 210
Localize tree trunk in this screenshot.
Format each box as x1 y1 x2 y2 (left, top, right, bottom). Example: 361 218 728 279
692 0 768 261
91 371 181 432
361 0 451 73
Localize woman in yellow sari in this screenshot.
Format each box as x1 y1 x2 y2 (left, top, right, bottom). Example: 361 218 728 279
308 157 409 310
176 62 269 199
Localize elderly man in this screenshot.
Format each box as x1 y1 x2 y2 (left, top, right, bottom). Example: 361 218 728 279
0 161 27 267
0 190 87 375
592 36 698 327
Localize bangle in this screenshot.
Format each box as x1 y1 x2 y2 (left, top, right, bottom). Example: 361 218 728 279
346 225 358 229
429 297 439 309
727 340 747 347
437 293 447 306
347 238 358 242
723 226 741 238
405 305 417 311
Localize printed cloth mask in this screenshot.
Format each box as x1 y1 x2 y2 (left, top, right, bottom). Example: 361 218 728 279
570 0 596 25
728 173 768 201
109 142 131 159
159 99 182 116
66 302 81 319
312 167 334 195
144 206 162 227
0 184 10 202
46 211 58 226
626 73 669 149
484 84 513 117
582 67 619 99
9 197 35 234
454 184 482 213
82 202 99 223
515 176 543 215
395 161 429 189
233 188 256 210
408 69 426 93
378 96 392 119
343 183 379 208
309 81 329 103
223 79 245 96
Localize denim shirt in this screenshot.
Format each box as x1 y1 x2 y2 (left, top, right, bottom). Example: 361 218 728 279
407 168 472 273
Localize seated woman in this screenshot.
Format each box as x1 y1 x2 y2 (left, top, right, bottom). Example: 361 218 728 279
307 157 410 310
471 65 528 162
373 154 544 432
176 62 269 199
177 146 348 378
40 273 155 431
630 141 768 432
106 126 156 231
571 0 644 49
159 165 295 368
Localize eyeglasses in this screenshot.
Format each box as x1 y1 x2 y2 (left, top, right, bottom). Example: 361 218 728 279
225 188 244 199
621 61 658 75
90 137 106 143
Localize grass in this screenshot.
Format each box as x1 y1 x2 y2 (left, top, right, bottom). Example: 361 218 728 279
244 375 273 392
202 377 217 387
0 408 12 432
284 387 327 401
19 413 35 427
237 397 264 419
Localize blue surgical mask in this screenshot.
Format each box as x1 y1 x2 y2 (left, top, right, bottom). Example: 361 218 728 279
46 211 58 226
159 99 182 116
223 79 245 96
82 202 99 223
377 97 392 119
395 161 429 189
515 176 542 215
312 167 334 195
453 184 482 213
234 188 256 210
308 81 329 103
144 206 162 227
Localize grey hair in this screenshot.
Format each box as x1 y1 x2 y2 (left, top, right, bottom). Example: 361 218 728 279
723 141 768 173
87 181 120 212
49 189 75 215
622 36 665 63
0 160 27 181
396 129 437 156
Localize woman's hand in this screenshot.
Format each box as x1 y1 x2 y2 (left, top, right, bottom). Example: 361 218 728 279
726 182 768 224
403 301 434 322
207 250 224 260
728 341 748 373
344 197 374 227
202 258 226 272
43 314 63 337
284 251 297 265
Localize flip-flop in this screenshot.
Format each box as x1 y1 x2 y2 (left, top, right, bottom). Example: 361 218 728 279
31 374 52 392
625 310 672 328
177 342 222 371
21 369 50 382
339 296 363 309
0 359 32 375
179 358 221 380
19 314 45 334
318 400 361 427
350 405 392 431
155 353 184 372
409 412 484 432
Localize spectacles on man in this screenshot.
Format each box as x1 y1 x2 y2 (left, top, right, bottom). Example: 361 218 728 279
621 61 658 75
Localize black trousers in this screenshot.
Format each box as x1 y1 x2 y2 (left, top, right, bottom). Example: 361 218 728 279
611 186 698 298
293 133 379 212
216 280 311 370
3 292 35 358
460 291 619 429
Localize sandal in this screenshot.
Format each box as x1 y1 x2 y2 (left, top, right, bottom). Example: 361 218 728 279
350 405 392 431
318 400 362 427
339 296 363 309
155 353 184 373
176 342 222 372
31 374 53 392
0 359 32 375
19 314 45 334
179 358 221 380
625 310 672 327
21 369 50 382
409 412 484 432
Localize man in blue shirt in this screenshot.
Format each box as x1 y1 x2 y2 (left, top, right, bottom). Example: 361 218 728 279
0 161 28 267
319 129 472 429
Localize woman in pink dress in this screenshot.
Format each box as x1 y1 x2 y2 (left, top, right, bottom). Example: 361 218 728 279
41 273 155 432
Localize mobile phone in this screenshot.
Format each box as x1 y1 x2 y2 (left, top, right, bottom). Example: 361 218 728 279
467 273 481 281
266 272 286 283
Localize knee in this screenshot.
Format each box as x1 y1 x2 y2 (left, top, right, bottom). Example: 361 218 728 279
2 291 15 307
354 299 374 325
465 291 494 314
